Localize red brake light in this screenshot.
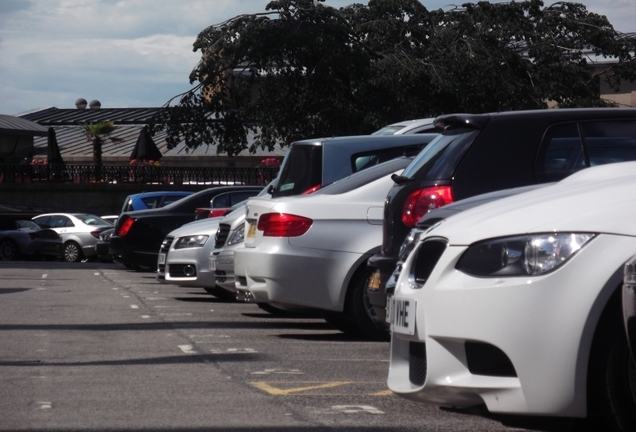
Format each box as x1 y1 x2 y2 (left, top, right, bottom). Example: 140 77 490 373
208 209 230 218
402 186 454 227
257 213 313 237
303 184 322 194
90 230 102 239
117 217 135 236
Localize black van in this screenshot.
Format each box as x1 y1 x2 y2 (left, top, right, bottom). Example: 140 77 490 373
367 108 636 327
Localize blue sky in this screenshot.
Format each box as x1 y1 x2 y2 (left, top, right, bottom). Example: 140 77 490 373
1 0 634 115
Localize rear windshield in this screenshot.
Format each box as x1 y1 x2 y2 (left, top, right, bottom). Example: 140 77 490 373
271 144 323 198
316 157 413 195
401 129 479 180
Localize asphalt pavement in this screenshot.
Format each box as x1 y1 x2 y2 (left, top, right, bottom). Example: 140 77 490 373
0 261 529 432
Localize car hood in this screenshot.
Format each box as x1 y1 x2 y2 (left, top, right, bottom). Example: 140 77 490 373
167 217 223 238
426 161 636 244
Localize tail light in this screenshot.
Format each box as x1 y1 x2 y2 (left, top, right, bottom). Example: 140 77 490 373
208 209 230 218
28 233 38 240
90 230 102 239
402 186 453 227
194 208 209 220
257 213 313 237
117 217 135 236
303 184 322 194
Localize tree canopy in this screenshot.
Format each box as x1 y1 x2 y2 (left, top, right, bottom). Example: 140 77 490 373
151 0 636 156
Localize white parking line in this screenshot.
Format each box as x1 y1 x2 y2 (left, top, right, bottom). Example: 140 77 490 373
179 345 196 354
130 305 139 309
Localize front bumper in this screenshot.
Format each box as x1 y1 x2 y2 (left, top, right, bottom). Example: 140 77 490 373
388 234 636 418
163 246 216 288
213 248 237 292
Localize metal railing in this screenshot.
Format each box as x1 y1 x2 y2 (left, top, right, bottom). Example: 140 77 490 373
0 164 279 186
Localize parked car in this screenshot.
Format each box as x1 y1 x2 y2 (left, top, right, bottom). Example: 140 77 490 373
95 227 115 261
268 134 438 198
372 118 440 135
156 217 223 291
109 186 263 271
100 215 118 225
387 161 636 431
211 206 252 297
0 215 62 261
193 189 262 220
120 191 192 213
367 108 636 331
622 256 636 368
32 213 112 262
234 157 415 338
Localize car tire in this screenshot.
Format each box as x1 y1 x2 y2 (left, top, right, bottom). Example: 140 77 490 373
320 310 364 335
63 241 82 262
348 269 390 341
584 289 636 432
0 239 19 261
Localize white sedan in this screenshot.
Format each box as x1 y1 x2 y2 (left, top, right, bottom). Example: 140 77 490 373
234 157 414 338
387 161 636 431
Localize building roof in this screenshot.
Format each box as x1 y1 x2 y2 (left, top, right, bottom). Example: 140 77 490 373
0 114 49 136
18 107 286 160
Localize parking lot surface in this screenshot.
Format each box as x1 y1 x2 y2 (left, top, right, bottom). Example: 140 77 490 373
0 261 528 431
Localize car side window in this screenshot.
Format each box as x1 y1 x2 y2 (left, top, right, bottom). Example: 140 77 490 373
51 216 72 228
211 194 229 208
228 191 258 206
141 197 161 209
537 120 636 182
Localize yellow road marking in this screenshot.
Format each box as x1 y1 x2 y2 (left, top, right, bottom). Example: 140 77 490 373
251 381 352 395
370 390 394 396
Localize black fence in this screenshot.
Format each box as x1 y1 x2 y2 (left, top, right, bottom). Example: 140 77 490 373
0 164 280 186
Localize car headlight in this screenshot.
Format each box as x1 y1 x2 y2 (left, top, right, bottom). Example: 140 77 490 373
456 232 596 277
174 235 209 249
226 226 245 246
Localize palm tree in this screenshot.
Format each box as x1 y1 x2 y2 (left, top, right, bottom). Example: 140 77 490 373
81 121 120 181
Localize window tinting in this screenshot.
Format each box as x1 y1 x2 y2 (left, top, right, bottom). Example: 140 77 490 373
272 145 323 197
537 120 636 182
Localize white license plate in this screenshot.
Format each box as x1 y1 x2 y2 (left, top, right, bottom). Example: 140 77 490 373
158 254 166 265
390 298 416 335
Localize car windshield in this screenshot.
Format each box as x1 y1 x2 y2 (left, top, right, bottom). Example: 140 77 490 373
15 220 39 229
272 144 323 198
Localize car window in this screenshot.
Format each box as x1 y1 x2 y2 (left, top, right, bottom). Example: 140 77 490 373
75 214 110 226
229 191 259 206
536 120 636 182
316 157 414 195
401 129 479 180
51 216 72 228
162 195 187 206
352 147 423 173
33 216 51 228
211 193 229 208
141 197 162 209
272 144 323 197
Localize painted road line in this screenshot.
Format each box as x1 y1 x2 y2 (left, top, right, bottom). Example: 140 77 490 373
251 369 303 375
36 402 52 409
316 405 384 415
179 345 196 354
251 381 351 395
41 274 47 278
130 305 139 309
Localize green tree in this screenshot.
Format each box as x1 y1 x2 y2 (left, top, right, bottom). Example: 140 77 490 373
81 120 120 180
152 0 636 156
